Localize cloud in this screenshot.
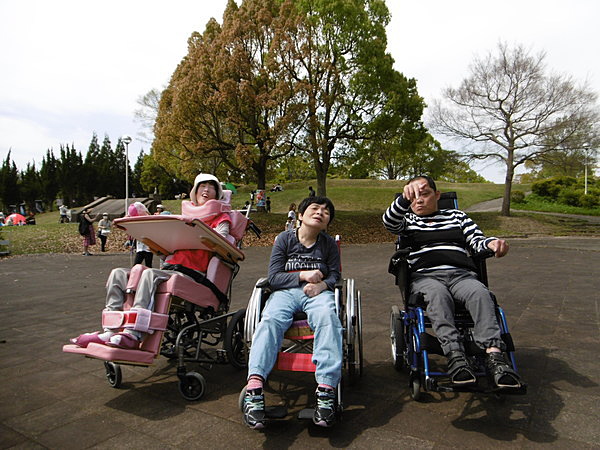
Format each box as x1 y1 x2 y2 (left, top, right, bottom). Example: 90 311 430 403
1 0 598 184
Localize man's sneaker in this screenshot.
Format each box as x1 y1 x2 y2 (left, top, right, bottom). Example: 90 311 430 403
242 388 266 429
313 387 337 427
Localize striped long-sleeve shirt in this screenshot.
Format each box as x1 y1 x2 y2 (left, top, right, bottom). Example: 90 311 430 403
382 195 495 273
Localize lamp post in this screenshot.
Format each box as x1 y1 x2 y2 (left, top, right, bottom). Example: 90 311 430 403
584 149 588 195
121 135 132 215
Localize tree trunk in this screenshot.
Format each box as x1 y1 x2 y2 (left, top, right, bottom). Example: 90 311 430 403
501 151 515 216
316 167 327 197
253 159 267 191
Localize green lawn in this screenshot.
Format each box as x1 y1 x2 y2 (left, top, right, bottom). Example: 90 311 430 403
2 179 597 256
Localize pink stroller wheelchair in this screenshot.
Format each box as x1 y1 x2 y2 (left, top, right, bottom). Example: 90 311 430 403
63 198 257 401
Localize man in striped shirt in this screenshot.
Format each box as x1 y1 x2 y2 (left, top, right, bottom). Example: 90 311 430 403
383 175 521 389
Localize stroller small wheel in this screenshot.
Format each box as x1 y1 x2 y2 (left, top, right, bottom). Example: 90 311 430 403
179 372 207 401
104 362 122 388
409 372 421 401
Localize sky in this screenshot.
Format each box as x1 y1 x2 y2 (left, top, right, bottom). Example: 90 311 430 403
1 0 599 183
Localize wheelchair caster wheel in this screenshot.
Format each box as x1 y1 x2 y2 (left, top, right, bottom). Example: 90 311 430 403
179 371 207 401
104 362 122 388
409 372 421 401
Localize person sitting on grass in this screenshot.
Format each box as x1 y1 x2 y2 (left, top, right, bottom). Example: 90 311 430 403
382 175 522 389
243 196 342 430
70 173 231 350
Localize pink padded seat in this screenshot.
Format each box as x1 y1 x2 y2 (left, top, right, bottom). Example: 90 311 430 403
62 255 233 363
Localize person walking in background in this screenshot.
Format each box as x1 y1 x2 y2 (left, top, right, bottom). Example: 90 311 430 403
127 202 154 267
266 196 271 213
308 186 316 197
286 203 297 231
59 204 69 223
80 208 99 256
97 213 112 252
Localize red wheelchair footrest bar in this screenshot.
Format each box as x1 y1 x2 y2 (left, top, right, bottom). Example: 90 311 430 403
275 352 316 372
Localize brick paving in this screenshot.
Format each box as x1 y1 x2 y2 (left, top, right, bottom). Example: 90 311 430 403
1 237 599 448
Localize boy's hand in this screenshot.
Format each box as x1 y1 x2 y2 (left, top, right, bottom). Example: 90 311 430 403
487 239 509 258
403 180 428 202
304 281 326 297
300 270 323 284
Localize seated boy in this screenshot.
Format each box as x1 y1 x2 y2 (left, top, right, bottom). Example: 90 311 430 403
243 196 342 429
70 173 231 350
382 175 521 389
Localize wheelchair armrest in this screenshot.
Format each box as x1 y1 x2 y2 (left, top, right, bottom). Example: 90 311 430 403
388 248 410 276
256 278 270 289
471 248 494 287
472 248 495 260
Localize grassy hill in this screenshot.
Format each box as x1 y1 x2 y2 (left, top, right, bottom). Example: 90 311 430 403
2 179 597 256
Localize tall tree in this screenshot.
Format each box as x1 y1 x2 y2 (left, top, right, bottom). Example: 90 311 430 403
19 162 42 211
83 133 102 199
0 151 20 210
131 149 146 197
430 42 599 215
153 0 304 188
134 88 162 144
274 0 410 195
39 150 60 209
56 144 84 206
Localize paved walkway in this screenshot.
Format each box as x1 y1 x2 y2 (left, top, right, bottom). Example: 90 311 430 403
1 238 599 448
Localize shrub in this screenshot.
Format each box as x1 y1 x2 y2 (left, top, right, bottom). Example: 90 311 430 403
579 191 600 208
557 188 583 206
532 176 577 200
511 190 526 203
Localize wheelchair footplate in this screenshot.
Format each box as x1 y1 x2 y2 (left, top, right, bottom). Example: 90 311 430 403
297 408 314 420
264 405 288 419
428 376 527 395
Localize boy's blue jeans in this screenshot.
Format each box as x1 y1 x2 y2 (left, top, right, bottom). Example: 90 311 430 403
247 287 343 388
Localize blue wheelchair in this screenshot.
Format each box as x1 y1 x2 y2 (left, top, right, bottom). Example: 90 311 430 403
388 192 527 400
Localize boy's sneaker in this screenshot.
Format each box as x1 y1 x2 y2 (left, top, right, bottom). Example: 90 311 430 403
243 388 266 429
313 387 337 427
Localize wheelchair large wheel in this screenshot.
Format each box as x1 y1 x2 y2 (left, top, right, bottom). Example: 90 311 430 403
104 361 122 388
179 371 207 401
390 306 407 372
225 308 247 370
356 290 364 377
345 279 362 384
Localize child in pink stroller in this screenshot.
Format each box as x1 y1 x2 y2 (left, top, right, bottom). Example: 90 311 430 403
64 174 254 400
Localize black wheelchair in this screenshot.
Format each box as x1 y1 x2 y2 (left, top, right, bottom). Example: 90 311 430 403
388 192 527 400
